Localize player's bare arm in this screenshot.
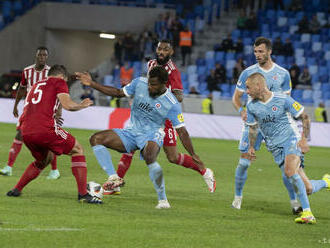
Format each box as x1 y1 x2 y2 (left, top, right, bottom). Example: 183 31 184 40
232 89 246 121
176 126 204 169
57 93 93 111
13 85 27 118
248 124 258 161
296 111 310 154
75 72 126 98
172 89 183 102
55 104 64 126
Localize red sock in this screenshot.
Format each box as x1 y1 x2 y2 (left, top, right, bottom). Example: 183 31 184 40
176 153 206 175
14 162 42 191
116 152 134 178
71 155 87 196
51 155 57 170
7 139 23 167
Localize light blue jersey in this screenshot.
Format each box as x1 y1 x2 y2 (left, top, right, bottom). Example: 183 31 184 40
236 63 291 94
237 63 292 153
123 77 185 134
246 92 304 150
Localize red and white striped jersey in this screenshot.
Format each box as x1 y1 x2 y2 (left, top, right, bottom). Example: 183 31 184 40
147 59 183 91
20 64 50 92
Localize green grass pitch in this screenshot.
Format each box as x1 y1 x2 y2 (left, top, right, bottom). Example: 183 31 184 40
0 123 329 248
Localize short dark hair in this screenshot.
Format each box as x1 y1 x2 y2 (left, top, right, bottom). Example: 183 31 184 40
36 46 49 53
149 66 168 84
254 37 272 50
48 65 68 78
158 39 172 47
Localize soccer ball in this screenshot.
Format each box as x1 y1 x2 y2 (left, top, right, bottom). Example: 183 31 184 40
87 181 104 199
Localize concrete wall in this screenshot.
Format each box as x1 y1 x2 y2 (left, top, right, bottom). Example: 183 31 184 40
0 2 171 74
45 29 114 73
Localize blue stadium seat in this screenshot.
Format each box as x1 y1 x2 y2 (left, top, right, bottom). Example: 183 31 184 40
206 58 215 71
306 57 316 65
197 65 207 76
226 52 235 60
215 51 225 63
243 37 252 46
312 42 322 52
103 75 113 86
311 34 320 42
231 29 241 39
292 89 303 99
187 65 197 74
205 50 215 59
220 83 230 93
321 83 330 92
274 55 285 66
312 82 321 91
231 84 236 95
301 33 311 43
181 72 188 82
196 58 206 66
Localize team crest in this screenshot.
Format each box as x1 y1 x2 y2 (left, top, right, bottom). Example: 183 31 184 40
272 106 278 112
272 74 278 81
155 103 161 109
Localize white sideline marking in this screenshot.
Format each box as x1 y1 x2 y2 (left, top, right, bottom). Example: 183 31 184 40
0 227 83 232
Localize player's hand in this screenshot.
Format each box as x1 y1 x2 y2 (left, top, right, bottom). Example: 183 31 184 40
75 72 93 86
13 107 19 118
240 109 247 122
55 116 64 126
298 138 309 154
80 98 93 108
191 154 205 170
247 147 256 161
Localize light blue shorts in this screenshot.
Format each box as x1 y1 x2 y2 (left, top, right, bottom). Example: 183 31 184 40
268 136 304 168
113 128 165 154
239 125 264 153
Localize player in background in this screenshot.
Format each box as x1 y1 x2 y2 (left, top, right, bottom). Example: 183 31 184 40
114 39 215 195
231 37 305 213
76 66 205 208
0 47 61 180
6 65 102 204
245 73 329 224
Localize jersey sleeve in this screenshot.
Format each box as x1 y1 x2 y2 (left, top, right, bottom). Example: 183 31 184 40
285 96 304 118
20 70 27 87
56 79 69 95
236 70 248 92
246 104 257 126
282 70 292 94
123 77 140 97
169 69 183 91
167 104 185 128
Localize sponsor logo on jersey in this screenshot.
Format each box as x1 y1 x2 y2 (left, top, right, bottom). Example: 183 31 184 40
292 101 302 111
138 102 153 113
262 114 276 124
155 103 161 109
177 113 184 122
272 106 278 112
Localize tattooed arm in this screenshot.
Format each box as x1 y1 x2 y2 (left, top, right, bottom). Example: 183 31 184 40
297 111 310 153
247 124 258 161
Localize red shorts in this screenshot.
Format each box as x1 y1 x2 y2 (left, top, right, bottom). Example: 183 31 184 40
22 128 75 161
163 119 177 146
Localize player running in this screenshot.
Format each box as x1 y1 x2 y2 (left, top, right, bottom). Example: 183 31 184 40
76 66 205 208
245 73 329 224
113 39 215 195
6 65 102 204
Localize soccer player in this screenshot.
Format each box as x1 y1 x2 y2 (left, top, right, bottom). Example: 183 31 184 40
0 47 61 180
245 73 329 224
231 37 302 213
114 39 215 195
76 66 205 208
7 65 101 204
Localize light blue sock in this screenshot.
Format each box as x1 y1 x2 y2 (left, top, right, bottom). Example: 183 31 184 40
280 166 297 201
310 180 327 194
148 162 166 201
234 158 250 197
92 145 116 176
288 174 310 210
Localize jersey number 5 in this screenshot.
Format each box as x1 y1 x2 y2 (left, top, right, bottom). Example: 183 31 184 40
31 82 47 104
